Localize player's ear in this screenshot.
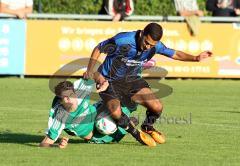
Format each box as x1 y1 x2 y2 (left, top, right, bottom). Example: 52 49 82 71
139 30 144 42
60 96 68 104
140 30 144 37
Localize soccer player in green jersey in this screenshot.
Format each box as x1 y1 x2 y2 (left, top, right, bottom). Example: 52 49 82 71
39 76 144 148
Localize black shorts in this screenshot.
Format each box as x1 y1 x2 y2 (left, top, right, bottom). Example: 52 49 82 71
99 77 150 109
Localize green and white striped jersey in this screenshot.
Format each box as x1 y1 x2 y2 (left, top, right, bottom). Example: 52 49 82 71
46 79 97 141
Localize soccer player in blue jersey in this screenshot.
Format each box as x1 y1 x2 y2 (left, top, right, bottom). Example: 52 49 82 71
83 22 212 146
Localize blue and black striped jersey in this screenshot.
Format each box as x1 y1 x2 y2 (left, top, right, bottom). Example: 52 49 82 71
97 30 175 81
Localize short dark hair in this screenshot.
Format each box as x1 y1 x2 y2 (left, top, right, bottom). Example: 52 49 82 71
54 81 74 97
143 23 163 41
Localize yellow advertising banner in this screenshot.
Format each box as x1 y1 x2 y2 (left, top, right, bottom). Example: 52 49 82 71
26 20 240 78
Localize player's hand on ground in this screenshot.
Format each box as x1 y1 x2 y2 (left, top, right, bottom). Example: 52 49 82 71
58 137 69 149
196 51 212 61
96 80 109 93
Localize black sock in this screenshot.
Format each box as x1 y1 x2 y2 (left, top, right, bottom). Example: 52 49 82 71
117 112 139 137
117 112 130 129
126 122 139 137
141 110 161 130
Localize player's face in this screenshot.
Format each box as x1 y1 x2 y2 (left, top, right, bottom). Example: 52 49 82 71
140 33 158 51
61 90 78 109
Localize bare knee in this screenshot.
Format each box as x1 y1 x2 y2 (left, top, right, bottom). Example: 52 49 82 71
148 100 163 114
107 100 122 119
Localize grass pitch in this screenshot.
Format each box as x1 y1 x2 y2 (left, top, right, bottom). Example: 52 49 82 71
0 77 240 166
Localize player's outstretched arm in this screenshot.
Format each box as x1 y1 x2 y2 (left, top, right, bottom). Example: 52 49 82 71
172 50 212 62
83 46 101 79
39 136 69 149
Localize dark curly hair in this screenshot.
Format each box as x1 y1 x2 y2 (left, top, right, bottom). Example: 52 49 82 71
143 22 163 41
54 81 74 97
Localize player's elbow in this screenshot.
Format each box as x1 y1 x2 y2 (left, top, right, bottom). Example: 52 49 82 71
172 54 181 61
172 51 186 61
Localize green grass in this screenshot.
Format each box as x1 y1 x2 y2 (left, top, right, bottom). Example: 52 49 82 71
0 78 240 166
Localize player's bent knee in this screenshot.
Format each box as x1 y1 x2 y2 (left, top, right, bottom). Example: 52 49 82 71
108 105 122 119
150 102 163 113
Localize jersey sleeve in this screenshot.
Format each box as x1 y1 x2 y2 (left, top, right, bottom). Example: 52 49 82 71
45 100 67 141
97 37 117 55
74 78 94 100
46 109 66 141
155 42 176 58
